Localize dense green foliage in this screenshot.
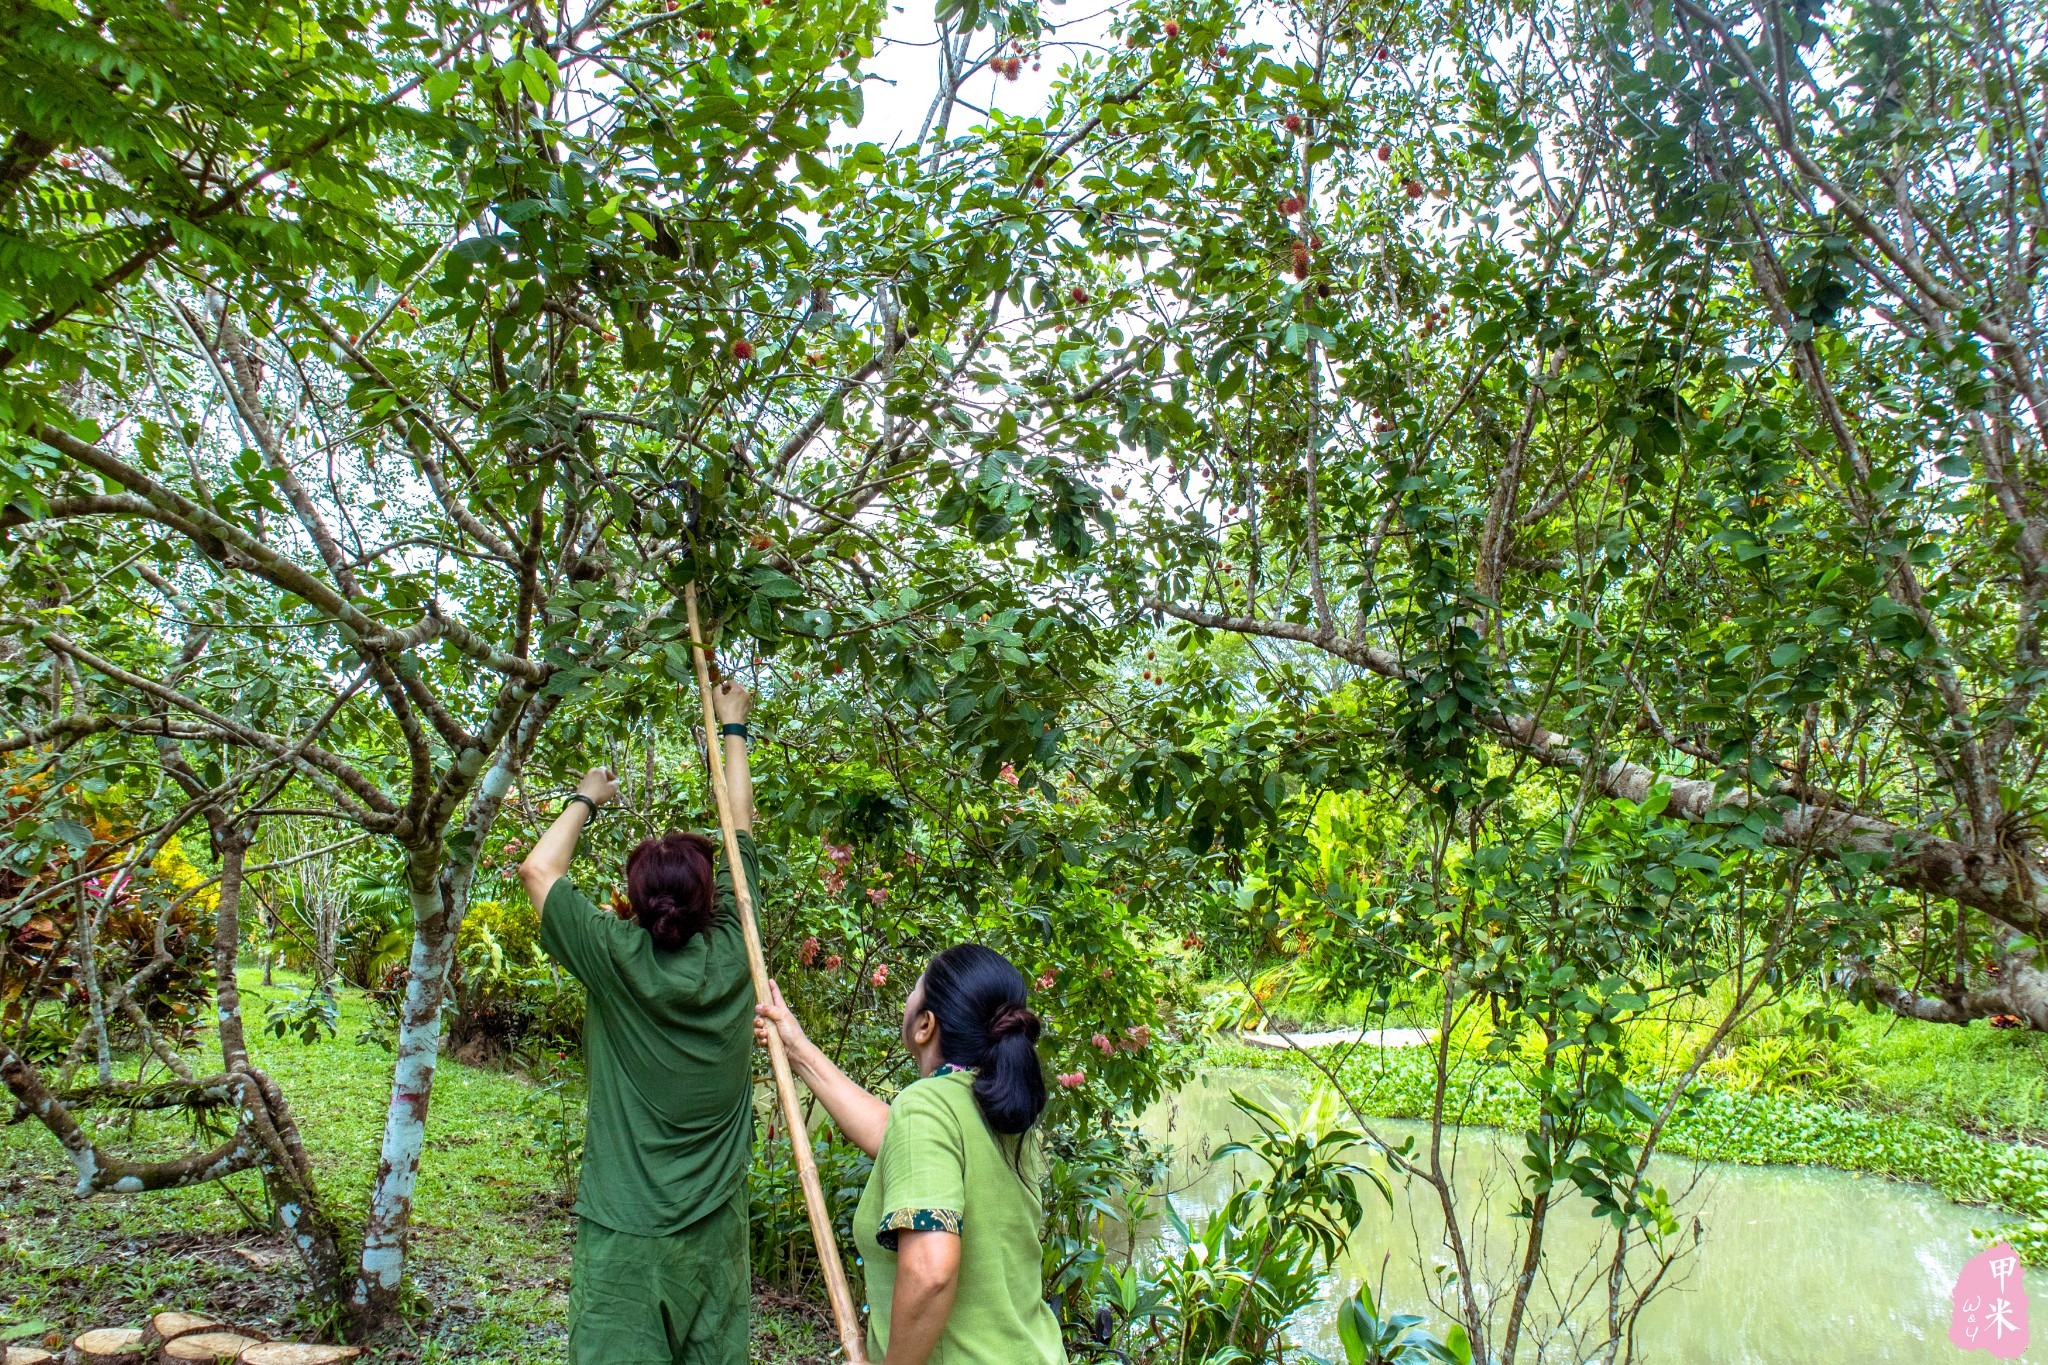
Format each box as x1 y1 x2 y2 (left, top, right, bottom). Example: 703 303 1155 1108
5 0 2047 1355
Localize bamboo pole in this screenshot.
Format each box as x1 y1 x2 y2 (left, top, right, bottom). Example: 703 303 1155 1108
684 584 867 1363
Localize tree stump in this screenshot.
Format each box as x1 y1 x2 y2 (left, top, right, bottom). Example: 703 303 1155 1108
71 1329 146 1364
139 1316 218 1352
236 1348 363 1365
5 1346 57 1365
159 1335 262 1364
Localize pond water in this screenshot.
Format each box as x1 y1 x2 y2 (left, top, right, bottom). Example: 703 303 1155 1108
1138 1069 2043 1364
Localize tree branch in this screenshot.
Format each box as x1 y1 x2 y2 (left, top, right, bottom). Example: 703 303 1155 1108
1143 596 2047 931
19 624 396 821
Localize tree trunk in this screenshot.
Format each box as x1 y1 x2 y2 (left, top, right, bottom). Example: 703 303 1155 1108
244 1065 349 1308
75 885 113 1087
349 852 453 1325
312 879 339 992
349 706 545 1329
260 885 276 988
1837 925 2048 1030
213 839 253 1071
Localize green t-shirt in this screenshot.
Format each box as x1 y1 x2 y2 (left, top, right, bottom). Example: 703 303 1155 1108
853 1067 1068 1365
539 831 758 1238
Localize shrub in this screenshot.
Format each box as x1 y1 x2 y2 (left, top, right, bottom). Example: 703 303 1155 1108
1 827 215 1063
463 897 541 965
446 898 583 1060
1122 1088 1390 1364
749 1122 873 1302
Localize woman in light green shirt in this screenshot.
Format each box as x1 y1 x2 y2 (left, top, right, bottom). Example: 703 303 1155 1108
755 944 1068 1365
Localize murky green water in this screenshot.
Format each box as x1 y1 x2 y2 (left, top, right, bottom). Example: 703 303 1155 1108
1140 1069 2043 1363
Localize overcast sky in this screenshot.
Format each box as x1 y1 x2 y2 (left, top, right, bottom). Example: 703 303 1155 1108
849 0 1122 148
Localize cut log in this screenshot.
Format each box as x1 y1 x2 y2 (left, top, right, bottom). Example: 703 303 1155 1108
141 1315 219 1349
236 1347 363 1365
5 1346 57 1365
72 1329 146 1364
161 1335 262 1363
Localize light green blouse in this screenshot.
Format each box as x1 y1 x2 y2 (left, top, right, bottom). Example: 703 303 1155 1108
852 1066 1068 1365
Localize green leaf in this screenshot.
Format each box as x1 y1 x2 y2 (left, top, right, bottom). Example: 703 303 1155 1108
749 569 806 600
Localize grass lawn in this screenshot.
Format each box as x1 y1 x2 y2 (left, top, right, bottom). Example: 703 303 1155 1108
1235 978 2048 1143
1 972 836 1362
1841 1005 2048 1143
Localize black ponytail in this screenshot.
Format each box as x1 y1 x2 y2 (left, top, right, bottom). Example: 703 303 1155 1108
921 944 1047 1135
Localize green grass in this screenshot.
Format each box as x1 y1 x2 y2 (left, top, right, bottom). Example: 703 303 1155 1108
0 971 834 1362
1228 975 2048 1143
1839 1007 2048 1143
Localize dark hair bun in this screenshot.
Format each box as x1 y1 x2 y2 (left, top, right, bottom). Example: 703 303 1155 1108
641 894 686 951
920 944 1047 1135
625 832 718 950
988 1001 1041 1042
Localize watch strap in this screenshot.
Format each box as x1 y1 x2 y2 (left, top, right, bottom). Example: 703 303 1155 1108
563 793 599 820
719 722 750 739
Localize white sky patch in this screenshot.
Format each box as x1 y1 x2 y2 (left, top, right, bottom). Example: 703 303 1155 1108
850 0 1118 147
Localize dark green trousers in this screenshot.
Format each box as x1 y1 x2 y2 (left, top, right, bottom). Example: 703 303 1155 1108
567 1191 750 1365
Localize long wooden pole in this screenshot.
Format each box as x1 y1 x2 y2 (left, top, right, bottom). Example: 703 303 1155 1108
685 584 868 1363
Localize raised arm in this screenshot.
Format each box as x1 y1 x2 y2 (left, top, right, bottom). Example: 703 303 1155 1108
712 680 754 831
517 767 619 913
755 980 892 1156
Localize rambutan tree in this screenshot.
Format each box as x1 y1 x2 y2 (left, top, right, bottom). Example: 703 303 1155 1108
0 0 1187 1333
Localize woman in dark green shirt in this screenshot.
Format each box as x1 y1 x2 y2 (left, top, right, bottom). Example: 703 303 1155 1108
516 681 761 1365
756 944 1068 1365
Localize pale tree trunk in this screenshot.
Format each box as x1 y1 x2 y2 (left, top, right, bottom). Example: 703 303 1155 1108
259 882 276 987
350 701 549 1327
291 821 345 990
265 818 347 990
350 849 456 1317
312 886 340 991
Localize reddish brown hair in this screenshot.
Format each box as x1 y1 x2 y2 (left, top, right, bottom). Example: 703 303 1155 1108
624 830 718 950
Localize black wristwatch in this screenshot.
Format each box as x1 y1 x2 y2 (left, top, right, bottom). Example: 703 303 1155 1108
719 722 750 741
564 793 600 821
